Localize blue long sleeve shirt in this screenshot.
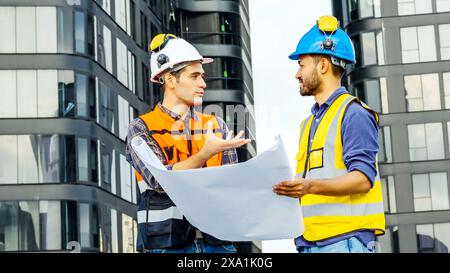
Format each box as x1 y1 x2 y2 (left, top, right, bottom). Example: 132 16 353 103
296 87 379 250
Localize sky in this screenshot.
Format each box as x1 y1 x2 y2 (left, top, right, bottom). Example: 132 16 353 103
248 0 332 253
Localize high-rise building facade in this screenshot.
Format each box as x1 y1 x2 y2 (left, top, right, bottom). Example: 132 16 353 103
333 0 450 253
0 0 257 253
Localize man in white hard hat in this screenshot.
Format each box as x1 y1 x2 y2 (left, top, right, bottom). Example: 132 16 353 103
125 34 250 253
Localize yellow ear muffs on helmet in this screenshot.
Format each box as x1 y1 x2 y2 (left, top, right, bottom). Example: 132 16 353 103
149 33 177 53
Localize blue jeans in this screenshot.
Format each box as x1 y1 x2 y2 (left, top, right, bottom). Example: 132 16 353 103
297 237 375 253
143 239 237 253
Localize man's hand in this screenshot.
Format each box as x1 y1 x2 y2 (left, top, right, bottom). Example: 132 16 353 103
273 171 373 198
273 178 313 199
198 121 251 159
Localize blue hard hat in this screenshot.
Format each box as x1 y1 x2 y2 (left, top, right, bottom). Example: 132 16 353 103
288 16 356 65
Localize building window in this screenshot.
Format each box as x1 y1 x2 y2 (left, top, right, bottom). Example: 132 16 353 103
361 32 377 66
110 209 118 253
77 138 89 182
75 74 88 118
203 57 245 91
58 70 75 117
0 7 16 53
128 52 136 93
142 63 151 105
0 70 93 119
0 70 17 118
96 21 113 74
448 122 450 154
119 155 131 202
0 201 39 251
39 201 62 250
99 142 116 193
439 24 450 60
79 203 91 248
356 31 384 66
0 7 57 54
116 38 136 92
352 79 388 113
74 11 94 56
74 73 96 119
36 7 58 53
351 35 362 67
122 213 136 253
400 25 437 63
0 135 75 184
18 135 39 184
408 123 445 161
97 80 116 133
445 73 450 109
96 0 111 15
365 80 382 112
79 203 100 250
118 96 133 141
37 70 59 117
398 0 432 16
416 223 450 253
57 8 74 54
377 226 399 253
140 12 148 49
0 200 62 252
404 73 441 112
120 155 136 203
115 0 133 36
75 11 86 54
376 31 385 65
0 135 18 184
17 70 38 117
436 0 450 12
380 78 389 113
347 0 381 20
379 126 393 163
381 176 397 213
359 0 375 18
413 172 449 211
181 12 241 47
62 200 78 248
90 140 98 183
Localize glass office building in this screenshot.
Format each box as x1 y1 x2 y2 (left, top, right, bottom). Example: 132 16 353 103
0 0 257 252
333 0 450 253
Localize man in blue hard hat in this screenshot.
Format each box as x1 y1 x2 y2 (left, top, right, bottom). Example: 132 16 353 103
273 15 385 253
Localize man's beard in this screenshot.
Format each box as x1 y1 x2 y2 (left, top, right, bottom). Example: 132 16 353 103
300 69 321 96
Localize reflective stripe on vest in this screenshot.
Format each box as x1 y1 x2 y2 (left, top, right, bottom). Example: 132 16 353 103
296 93 385 242
302 202 385 218
137 206 184 224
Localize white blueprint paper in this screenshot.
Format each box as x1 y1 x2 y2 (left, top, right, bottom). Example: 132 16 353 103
131 136 304 241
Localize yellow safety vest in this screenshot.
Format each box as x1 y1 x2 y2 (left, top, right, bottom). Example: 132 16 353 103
296 93 385 242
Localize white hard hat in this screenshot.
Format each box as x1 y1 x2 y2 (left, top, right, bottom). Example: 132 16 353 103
149 34 213 83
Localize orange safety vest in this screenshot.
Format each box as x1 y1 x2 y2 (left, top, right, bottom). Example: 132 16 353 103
135 105 223 185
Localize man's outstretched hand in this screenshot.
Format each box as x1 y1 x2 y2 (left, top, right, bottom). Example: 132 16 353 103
199 121 251 159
